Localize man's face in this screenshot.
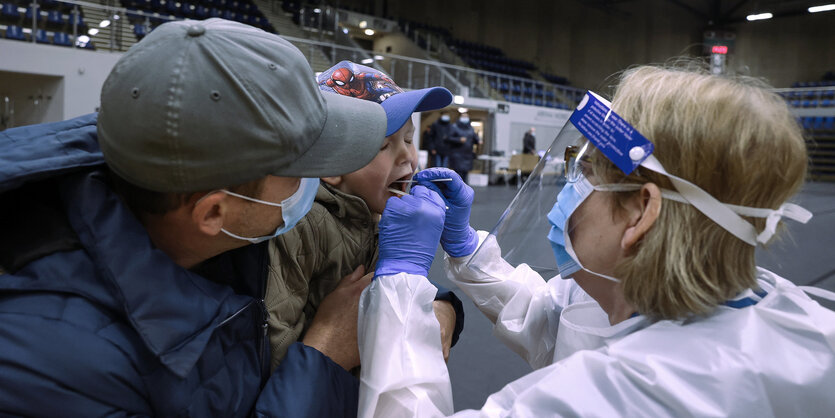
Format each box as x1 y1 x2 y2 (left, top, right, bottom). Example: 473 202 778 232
334 119 418 214
227 176 301 238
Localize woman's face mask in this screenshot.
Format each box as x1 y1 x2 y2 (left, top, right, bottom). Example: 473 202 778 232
546 174 623 283
219 177 320 243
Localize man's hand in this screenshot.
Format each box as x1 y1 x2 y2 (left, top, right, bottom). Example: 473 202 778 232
302 265 373 371
433 300 456 362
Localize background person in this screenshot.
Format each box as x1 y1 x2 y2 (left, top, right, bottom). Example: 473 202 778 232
522 127 536 154
265 61 463 370
446 112 481 181
0 19 387 417
355 65 835 416
429 111 453 168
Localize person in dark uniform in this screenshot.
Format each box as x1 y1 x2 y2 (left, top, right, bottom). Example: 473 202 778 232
523 127 536 154
429 111 452 168
447 112 481 181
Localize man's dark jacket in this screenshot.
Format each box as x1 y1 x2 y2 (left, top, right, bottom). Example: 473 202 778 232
0 114 463 417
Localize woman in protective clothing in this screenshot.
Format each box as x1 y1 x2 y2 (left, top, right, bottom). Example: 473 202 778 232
354 65 835 417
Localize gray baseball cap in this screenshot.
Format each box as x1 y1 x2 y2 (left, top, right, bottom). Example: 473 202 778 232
98 18 386 193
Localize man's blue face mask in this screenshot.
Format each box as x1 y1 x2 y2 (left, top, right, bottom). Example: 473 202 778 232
219 177 319 243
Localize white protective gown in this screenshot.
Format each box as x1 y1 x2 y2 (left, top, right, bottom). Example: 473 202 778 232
357 231 835 417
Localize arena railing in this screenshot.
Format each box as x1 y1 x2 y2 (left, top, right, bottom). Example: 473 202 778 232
4 0 585 106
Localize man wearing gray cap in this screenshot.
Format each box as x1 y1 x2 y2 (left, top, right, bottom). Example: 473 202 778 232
0 18 432 416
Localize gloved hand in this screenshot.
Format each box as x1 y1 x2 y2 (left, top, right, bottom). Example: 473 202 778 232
375 185 446 278
413 168 478 257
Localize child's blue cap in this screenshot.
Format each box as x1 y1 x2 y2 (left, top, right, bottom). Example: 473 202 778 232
318 60 453 136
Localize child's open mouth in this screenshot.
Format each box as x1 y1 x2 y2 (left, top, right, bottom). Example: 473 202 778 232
387 174 412 197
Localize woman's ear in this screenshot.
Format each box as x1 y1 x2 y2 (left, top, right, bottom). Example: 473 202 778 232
191 192 227 236
621 183 661 250
321 176 343 187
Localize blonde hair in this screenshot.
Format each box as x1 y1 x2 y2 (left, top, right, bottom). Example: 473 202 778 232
593 64 807 320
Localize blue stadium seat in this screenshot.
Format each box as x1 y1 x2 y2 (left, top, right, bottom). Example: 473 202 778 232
534 99 543 107
52 31 72 46
824 117 834 131
46 10 63 26
208 7 220 17
133 23 148 39
180 2 194 17
66 12 85 29
165 0 179 15
194 4 207 18
35 28 49 43
1 3 20 21
24 6 43 23
5 24 25 40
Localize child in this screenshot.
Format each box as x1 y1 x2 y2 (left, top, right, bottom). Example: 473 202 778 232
265 61 456 369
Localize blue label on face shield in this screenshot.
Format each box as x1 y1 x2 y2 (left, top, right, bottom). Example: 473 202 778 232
569 92 654 175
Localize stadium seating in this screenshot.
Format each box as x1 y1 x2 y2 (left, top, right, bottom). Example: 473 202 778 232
119 0 274 34
4 24 25 40
52 31 72 46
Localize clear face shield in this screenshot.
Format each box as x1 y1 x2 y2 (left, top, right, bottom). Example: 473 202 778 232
467 92 813 283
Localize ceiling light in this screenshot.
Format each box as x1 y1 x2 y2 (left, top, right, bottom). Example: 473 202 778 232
457 107 468 113
361 58 374 64
88 28 99 35
453 95 465 104
342 27 349 34
471 121 482 127
78 35 90 43
746 12 772 21
359 20 367 28
99 19 111 28
374 55 384 60
313 8 321 13
364 29 375 36
809 4 835 12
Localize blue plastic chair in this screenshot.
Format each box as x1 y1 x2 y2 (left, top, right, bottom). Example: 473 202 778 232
133 23 147 39
194 5 207 18
52 31 72 46
46 10 63 26
5 25 25 40
35 28 49 43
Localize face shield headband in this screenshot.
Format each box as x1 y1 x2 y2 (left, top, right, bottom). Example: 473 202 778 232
568 91 812 247
468 91 812 281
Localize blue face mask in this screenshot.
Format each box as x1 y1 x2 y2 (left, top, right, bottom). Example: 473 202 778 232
546 175 624 283
220 177 319 243
459 118 470 124
546 178 593 279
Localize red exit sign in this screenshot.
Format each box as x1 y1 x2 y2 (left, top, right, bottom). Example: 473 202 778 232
712 45 728 54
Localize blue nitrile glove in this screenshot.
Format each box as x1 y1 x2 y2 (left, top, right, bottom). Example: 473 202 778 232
413 168 478 257
375 185 447 278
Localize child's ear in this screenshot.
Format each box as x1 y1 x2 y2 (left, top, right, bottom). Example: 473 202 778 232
321 176 342 187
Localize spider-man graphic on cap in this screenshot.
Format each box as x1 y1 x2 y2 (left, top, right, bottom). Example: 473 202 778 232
320 62 403 103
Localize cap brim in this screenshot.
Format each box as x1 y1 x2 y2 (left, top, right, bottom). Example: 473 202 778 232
274 92 387 178
381 87 453 136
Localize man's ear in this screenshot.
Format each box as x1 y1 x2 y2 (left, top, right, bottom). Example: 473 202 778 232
321 176 342 187
621 183 661 250
191 192 227 236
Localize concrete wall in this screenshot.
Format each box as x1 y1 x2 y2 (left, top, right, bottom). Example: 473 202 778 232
0 39 122 126
0 70 63 129
730 12 835 87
